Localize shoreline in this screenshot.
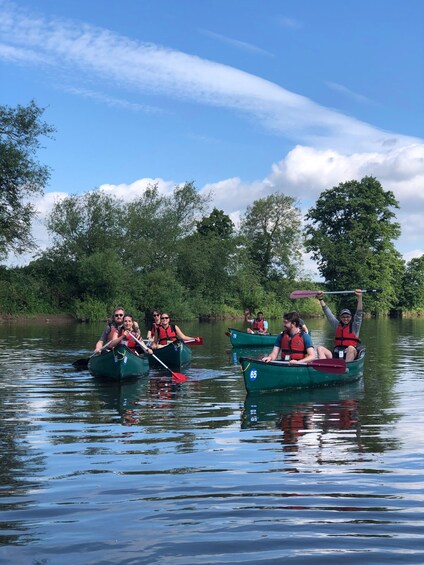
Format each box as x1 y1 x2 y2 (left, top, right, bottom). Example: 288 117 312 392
0 314 77 324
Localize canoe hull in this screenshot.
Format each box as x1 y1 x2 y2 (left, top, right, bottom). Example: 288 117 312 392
228 327 277 347
148 341 192 370
240 352 365 393
88 345 150 381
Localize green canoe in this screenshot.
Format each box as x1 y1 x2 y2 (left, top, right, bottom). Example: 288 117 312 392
148 341 192 371
240 350 366 393
88 345 150 381
228 327 278 347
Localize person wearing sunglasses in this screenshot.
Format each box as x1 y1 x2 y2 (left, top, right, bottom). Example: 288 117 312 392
94 306 126 354
316 289 363 362
107 314 153 356
146 310 161 343
151 313 200 348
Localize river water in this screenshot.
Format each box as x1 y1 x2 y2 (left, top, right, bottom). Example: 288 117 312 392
0 317 423 564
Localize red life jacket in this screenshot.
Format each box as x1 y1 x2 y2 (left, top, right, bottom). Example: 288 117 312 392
334 323 360 347
119 329 137 351
149 322 160 336
280 330 307 361
156 324 178 345
252 318 265 331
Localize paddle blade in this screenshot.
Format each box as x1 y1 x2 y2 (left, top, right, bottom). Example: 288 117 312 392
290 290 319 299
310 358 346 374
72 358 89 369
225 331 230 336
171 371 189 383
184 337 203 345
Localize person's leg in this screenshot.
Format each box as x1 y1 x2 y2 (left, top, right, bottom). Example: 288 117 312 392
317 346 332 359
345 346 357 362
246 328 254 334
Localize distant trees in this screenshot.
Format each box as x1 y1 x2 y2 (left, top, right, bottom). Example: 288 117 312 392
305 177 404 313
241 193 302 283
400 256 424 311
0 100 54 260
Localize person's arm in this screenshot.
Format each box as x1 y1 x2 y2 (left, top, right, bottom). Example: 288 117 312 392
299 318 309 333
316 292 339 329
244 309 254 323
95 324 110 353
175 325 200 342
289 346 315 364
263 320 269 333
262 345 280 363
352 289 363 335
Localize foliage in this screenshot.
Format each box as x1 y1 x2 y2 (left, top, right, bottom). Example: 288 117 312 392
305 177 403 313
0 100 54 260
241 192 302 283
73 297 109 322
400 255 424 311
197 208 234 238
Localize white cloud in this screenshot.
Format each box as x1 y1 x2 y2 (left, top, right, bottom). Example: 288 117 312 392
61 86 162 114
325 81 372 104
0 2 421 153
11 142 421 273
199 29 273 57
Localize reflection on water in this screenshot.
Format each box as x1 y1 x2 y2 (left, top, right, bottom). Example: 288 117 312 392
1 318 424 563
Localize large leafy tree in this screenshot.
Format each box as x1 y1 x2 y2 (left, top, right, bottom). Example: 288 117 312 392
400 255 424 311
0 100 54 260
305 176 404 313
241 192 302 283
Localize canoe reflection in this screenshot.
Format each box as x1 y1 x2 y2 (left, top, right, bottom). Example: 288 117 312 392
93 374 184 426
242 381 364 451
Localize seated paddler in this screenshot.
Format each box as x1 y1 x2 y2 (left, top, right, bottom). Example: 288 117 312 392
244 309 269 334
262 311 315 365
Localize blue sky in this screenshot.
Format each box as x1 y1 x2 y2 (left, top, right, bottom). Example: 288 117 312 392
1 0 423 275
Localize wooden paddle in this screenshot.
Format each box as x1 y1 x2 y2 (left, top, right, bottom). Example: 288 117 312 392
290 289 381 299
72 340 114 369
130 333 189 383
267 358 347 374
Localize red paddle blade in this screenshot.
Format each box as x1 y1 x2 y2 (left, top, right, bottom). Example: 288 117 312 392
225 331 230 337
184 337 203 345
310 358 346 374
290 290 319 299
171 372 189 383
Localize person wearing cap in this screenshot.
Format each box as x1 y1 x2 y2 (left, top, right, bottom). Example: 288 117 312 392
316 289 363 362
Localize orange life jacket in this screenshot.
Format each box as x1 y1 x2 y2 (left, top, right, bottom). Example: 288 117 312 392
334 323 360 348
119 329 137 351
280 330 307 361
252 318 265 331
156 324 178 345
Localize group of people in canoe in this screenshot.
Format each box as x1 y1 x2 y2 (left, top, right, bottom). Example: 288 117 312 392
94 307 200 356
247 289 364 365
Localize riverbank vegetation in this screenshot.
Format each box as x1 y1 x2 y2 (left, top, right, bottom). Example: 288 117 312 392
1 101 423 321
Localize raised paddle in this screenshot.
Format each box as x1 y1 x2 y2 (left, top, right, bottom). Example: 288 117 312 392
264 358 347 374
72 339 114 369
130 333 189 383
290 289 381 299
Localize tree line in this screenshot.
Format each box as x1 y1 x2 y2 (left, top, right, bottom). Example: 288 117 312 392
1 101 423 320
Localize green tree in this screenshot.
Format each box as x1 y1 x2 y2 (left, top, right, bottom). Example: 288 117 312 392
241 192 302 283
197 208 234 238
47 191 122 259
400 255 424 311
0 100 54 259
305 176 403 313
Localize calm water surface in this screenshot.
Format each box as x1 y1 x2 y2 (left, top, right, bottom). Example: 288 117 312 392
1 318 424 564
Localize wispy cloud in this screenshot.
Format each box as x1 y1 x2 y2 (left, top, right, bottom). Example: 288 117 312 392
0 1 421 154
200 29 273 57
61 86 162 113
326 81 372 104
278 16 303 30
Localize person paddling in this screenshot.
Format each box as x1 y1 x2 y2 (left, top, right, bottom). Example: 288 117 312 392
108 314 153 355
262 311 315 365
316 289 363 362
